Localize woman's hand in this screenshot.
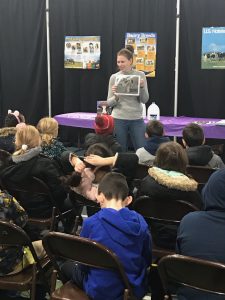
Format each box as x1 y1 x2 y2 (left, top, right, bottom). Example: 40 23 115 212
140 79 145 88
70 155 86 173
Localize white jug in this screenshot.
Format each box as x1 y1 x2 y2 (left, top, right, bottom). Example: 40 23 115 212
147 102 160 120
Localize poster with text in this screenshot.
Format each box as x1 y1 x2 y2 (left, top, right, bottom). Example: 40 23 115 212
64 36 100 69
125 32 157 77
201 27 225 69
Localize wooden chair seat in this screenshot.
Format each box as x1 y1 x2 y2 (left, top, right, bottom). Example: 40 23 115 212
0 264 35 290
51 281 90 300
0 256 50 291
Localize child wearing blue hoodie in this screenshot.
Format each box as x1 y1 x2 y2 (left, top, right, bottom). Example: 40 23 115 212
61 172 152 300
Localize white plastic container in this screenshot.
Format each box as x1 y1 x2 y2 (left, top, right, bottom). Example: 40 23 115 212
147 102 160 120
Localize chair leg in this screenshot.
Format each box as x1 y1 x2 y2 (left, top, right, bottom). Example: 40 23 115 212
71 216 81 235
30 263 37 300
50 270 58 294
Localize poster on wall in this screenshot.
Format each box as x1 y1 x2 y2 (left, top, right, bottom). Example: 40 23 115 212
64 36 100 69
125 32 157 77
201 27 225 69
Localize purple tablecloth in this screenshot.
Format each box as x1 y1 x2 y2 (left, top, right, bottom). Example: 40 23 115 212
54 112 225 139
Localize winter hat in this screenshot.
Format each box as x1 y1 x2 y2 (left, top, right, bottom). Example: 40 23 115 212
94 114 114 135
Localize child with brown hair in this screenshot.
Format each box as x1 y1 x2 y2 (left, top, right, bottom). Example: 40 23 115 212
0 109 25 153
136 120 170 166
68 143 112 201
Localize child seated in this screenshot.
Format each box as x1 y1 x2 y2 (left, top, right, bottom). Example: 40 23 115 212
0 109 25 154
182 123 224 168
61 172 152 300
136 120 170 166
68 143 112 201
37 117 67 160
84 114 122 154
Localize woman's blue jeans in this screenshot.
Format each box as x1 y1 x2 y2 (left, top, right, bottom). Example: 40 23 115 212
114 118 145 151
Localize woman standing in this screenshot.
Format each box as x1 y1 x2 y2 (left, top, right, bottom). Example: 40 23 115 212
107 46 149 151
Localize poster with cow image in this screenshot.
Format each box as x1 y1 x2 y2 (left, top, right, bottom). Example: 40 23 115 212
115 75 140 96
201 27 225 69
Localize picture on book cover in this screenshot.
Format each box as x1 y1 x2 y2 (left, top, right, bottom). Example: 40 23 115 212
115 75 140 96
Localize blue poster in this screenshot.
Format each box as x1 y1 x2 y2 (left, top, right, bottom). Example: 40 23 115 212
201 27 225 69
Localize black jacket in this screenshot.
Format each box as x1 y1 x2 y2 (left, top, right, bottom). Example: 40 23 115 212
139 167 202 249
0 127 16 154
0 150 67 218
187 145 224 168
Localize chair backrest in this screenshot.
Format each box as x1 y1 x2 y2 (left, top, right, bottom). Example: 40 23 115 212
43 232 134 296
158 254 225 296
0 220 50 295
133 196 199 225
0 176 54 204
0 220 40 264
186 165 216 184
133 164 149 180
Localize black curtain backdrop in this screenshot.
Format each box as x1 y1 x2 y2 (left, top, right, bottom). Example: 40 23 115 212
179 0 225 118
50 0 176 117
0 0 224 132
0 0 48 125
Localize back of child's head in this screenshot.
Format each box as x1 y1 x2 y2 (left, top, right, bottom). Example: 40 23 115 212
85 143 113 172
94 114 114 135
14 125 41 155
37 117 58 145
98 172 129 201
85 142 113 158
4 110 25 127
154 141 188 174
182 123 204 147
146 120 164 137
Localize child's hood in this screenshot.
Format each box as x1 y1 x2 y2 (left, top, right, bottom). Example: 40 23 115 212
97 208 148 247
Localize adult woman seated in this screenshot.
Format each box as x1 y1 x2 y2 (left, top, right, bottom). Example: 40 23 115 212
0 125 68 221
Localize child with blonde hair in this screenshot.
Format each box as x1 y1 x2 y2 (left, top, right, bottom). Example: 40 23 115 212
0 125 68 221
37 117 67 159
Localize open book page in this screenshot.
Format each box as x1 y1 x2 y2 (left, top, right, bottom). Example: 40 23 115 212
115 75 140 96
